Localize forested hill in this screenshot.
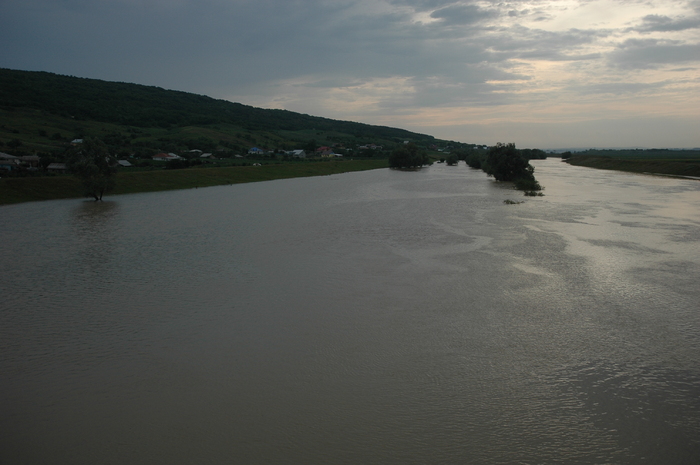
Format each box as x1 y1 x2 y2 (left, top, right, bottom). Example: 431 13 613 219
0 68 431 141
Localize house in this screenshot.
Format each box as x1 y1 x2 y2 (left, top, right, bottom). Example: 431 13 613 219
117 160 132 167
289 150 306 158
47 163 68 172
320 150 342 158
248 147 265 155
0 158 19 171
200 153 214 159
20 155 41 167
152 153 182 161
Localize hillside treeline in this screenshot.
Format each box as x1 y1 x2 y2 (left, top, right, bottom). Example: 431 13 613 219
0 68 433 142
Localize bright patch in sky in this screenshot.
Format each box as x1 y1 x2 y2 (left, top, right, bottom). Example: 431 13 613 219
544 0 644 29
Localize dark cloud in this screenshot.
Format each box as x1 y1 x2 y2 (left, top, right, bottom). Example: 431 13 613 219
429 4 497 25
389 0 465 12
609 39 700 69
480 25 607 62
0 0 699 147
632 13 700 32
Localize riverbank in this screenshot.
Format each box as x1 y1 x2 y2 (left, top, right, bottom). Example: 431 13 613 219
0 159 388 205
564 156 700 179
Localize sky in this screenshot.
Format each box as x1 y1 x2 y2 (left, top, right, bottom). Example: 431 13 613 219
1 0 699 149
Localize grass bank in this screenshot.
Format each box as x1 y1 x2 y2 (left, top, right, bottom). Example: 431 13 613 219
565 156 700 178
0 159 388 206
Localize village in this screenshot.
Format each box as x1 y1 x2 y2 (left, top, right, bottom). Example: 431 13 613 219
0 141 398 176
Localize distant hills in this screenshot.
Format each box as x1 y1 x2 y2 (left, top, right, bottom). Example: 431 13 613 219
0 68 438 156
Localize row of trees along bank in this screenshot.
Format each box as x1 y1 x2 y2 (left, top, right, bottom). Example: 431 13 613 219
68 139 544 202
389 142 544 196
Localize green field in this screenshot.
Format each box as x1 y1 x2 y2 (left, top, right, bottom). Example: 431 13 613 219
0 159 388 206
564 156 700 178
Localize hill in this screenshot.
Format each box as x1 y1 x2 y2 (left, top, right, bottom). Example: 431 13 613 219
0 68 437 156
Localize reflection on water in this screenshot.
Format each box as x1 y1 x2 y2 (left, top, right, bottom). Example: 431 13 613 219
1 160 699 464
71 201 120 273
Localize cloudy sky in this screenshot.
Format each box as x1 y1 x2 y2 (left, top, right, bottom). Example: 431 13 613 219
2 0 699 148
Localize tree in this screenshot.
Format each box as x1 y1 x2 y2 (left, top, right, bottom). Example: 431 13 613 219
483 142 542 192
465 152 483 169
445 153 458 166
66 138 118 201
388 143 429 168
520 148 547 160
304 139 317 154
484 143 532 182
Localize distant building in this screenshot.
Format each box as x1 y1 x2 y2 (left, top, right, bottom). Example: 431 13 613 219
319 151 342 158
20 155 40 167
152 153 182 161
47 163 68 172
0 158 19 171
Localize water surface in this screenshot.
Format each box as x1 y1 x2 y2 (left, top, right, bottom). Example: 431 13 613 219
1 159 699 464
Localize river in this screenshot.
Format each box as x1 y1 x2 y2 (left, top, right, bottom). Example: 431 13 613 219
1 159 699 464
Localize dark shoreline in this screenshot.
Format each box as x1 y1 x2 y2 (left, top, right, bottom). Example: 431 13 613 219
563 156 700 179
0 159 388 206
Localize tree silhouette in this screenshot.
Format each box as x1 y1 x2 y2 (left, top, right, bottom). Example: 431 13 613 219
66 138 118 200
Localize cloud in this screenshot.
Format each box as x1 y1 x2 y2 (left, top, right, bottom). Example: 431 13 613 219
1 0 699 148
568 81 671 96
610 39 700 69
429 4 497 25
634 13 700 32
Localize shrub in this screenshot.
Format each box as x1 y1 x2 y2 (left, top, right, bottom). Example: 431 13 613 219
465 153 483 169
514 177 542 192
388 143 429 168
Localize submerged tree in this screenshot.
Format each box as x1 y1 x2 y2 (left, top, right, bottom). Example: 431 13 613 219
484 143 529 182
484 142 542 192
465 151 484 169
388 143 429 169
66 138 118 201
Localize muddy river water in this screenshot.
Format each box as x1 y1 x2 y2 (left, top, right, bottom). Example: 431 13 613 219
1 159 699 463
